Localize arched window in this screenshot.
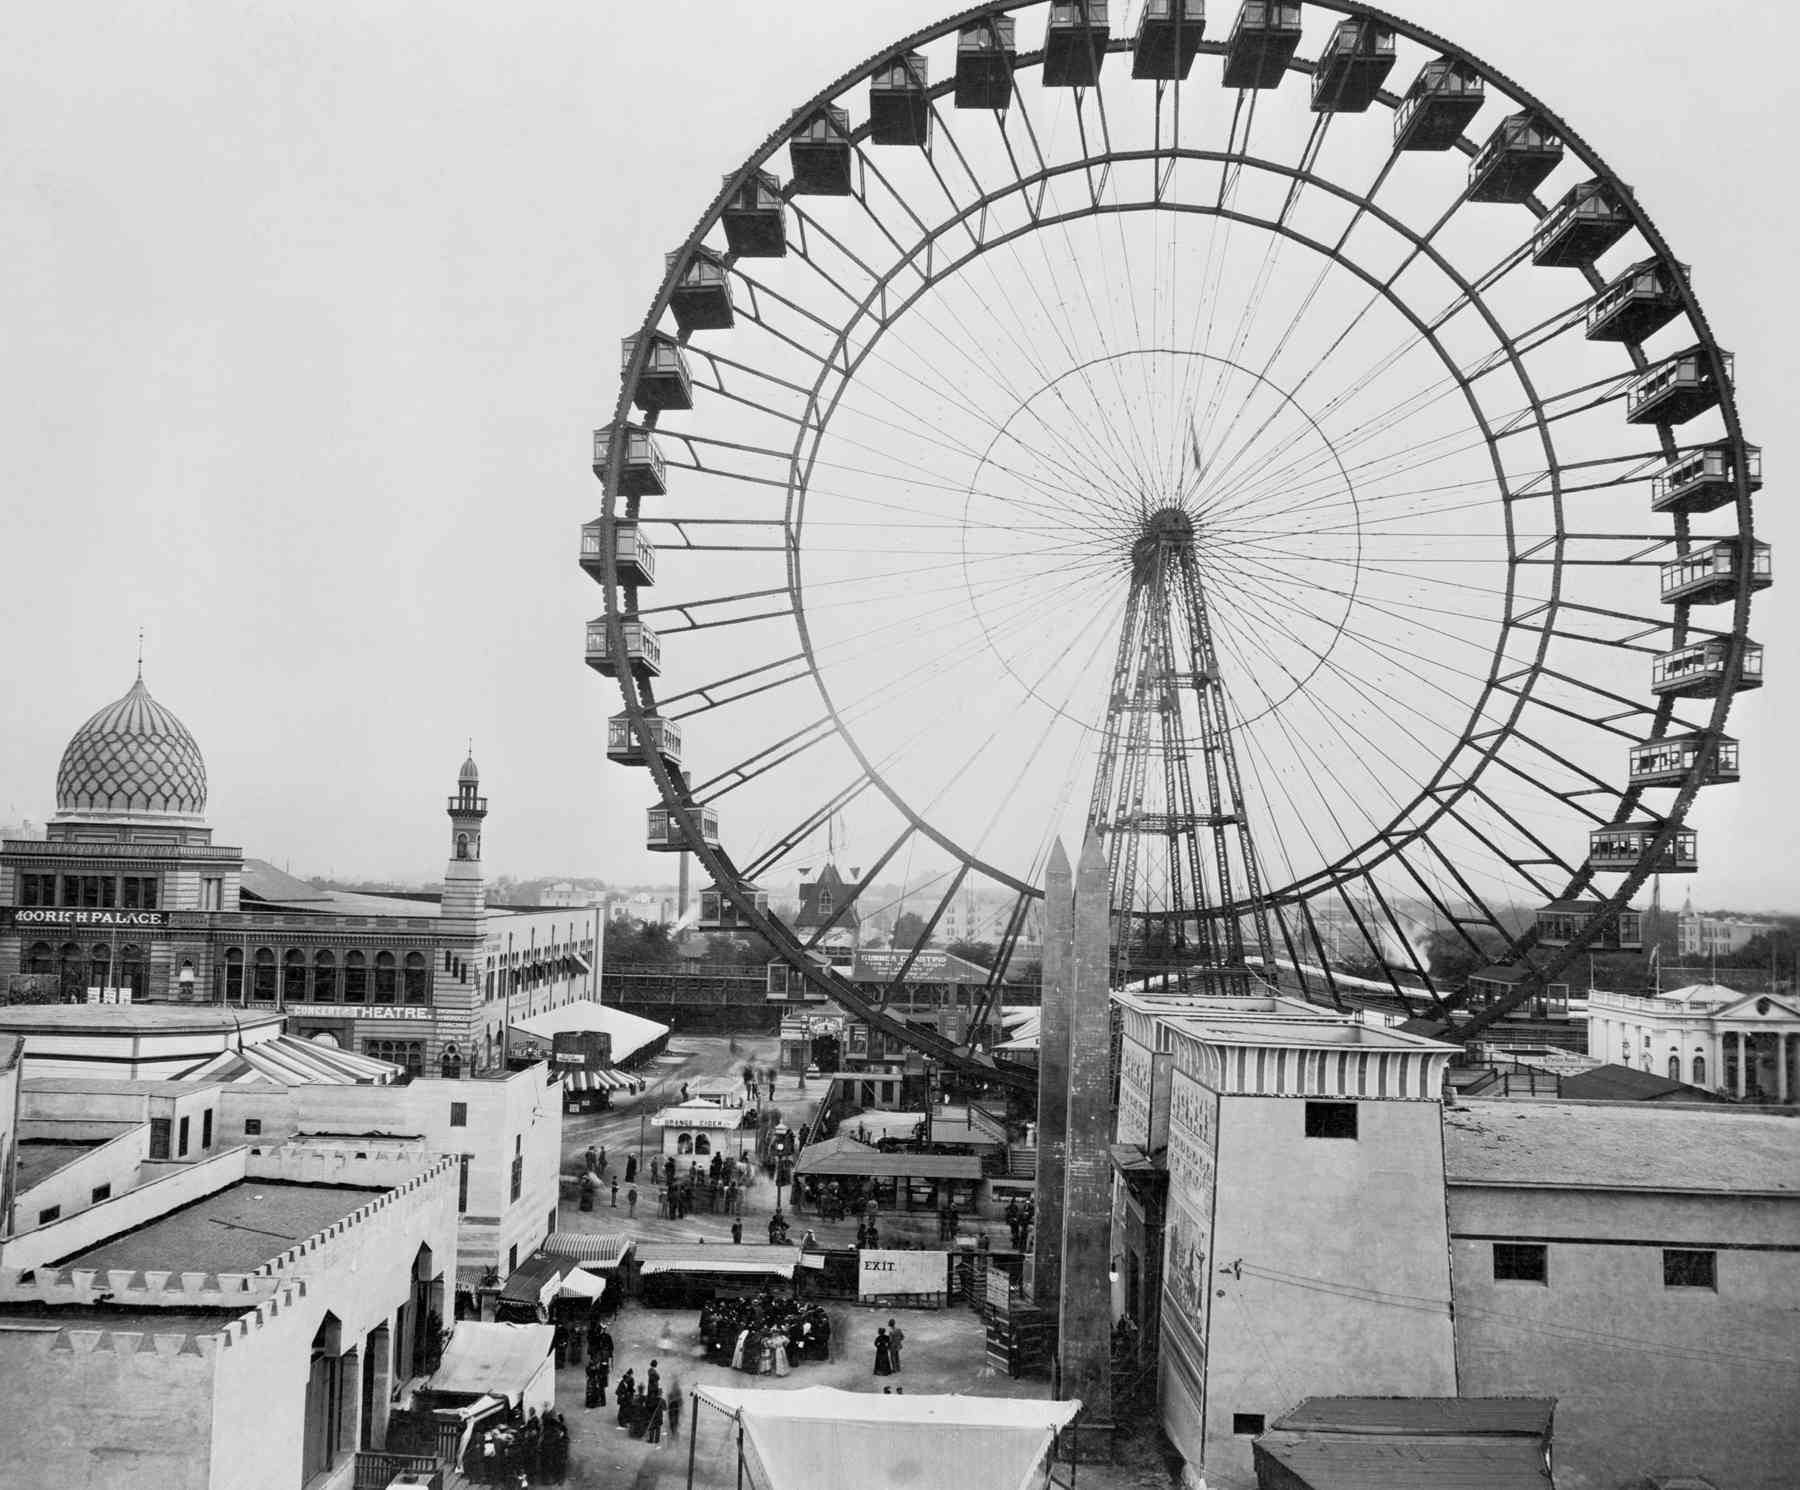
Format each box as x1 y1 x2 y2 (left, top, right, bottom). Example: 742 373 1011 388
374 951 397 1003
222 947 245 1004
695 1133 711 1156
1668 1054 1681 1081
118 943 146 999
1693 1053 1707 1087
455 833 469 860
284 949 308 1003
404 951 429 1005
314 950 338 1002
344 951 367 1004
677 1132 694 1155
89 943 114 994
53 942 83 1002
25 941 53 974
818 889 833 917
253 948 277 1003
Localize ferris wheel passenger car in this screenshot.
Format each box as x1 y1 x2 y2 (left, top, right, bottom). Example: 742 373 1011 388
1222 1 1303 89
1310 19 1396 113
1043 0 1110 89
955 17 1017 108
1132 0 1206 81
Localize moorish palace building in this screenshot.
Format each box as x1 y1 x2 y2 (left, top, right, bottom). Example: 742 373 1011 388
0 672 600 1076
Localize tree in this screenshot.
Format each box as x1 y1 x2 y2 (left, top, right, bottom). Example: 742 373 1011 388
892 911 931 949
944 939 996 969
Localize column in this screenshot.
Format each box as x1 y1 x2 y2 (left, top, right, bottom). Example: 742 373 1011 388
1777 1034 1789 1105
1059 832 1115 1453
1734 1032 1747 1100
1031 840 1073 1307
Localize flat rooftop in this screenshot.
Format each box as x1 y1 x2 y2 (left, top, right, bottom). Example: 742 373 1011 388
1164 1015 1454 1051
0 1006 283 1034
1444 1100 1800 1195
58 1179 385 1275
13 1139 103 1191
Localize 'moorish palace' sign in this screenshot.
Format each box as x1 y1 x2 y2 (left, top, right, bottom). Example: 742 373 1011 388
8 909 172 929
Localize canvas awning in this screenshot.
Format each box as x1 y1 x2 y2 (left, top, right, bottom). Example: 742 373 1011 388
555 1268 606 1300
181 1034 403 1086
694 1385 1080 1490
423 1323 555 1408
510 999 668 1062
635 1243 801 1279
560 1067 645 1094
650 1102 747 1129
498 1252 567 1307
796 1136 982 1181
540 1232 633 1268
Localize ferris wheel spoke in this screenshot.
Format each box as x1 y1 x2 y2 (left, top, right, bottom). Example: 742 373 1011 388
659 653 813 723
686 715 841 807
739 772 882 883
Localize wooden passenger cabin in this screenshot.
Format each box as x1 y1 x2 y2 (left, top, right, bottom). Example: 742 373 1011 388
955 16 1017 108
607 712 683 769
1651 638 1763 699
1310 19 1395 113
1626 345 1731 426
1466 965 1571 1020
1660 539 1771 607
622 331 694 413
697 882 771 932
1043 0 1111 88
790 107 854 195
667 247 734 334
580 520 656 588
1651 441 1761 516
1628 732 1739 790
1532 180 1631 269
1588 824 1698 875
592 426 667 497
585 617 662 679
645 804 721 853
722 170 788 258
1466 113 1561 203
1222 0 1302 89
870 53 931 145
1586 258 1688 344
1393 57 1484 150
1536 900 1644 952
1133 0 1205 81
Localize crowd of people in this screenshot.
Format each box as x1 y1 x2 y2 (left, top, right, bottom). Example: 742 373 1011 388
463 1407 571 1484
701 1290 833 1369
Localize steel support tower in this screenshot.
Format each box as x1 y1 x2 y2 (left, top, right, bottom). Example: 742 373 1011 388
1087 507 1275 992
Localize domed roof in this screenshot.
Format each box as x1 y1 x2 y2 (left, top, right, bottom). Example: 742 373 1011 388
54 676 208 822
459 754 480 784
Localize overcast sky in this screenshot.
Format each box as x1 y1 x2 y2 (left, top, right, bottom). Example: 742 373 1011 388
1 0 1794 914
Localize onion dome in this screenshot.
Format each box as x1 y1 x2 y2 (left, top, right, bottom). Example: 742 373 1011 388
459 754 480 784
54 675 208 823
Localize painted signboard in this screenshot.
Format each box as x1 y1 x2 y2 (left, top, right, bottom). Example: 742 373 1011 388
858 1249 948 1298
1118 1036 1154 1147
1160 1065 1220 1468
286 1003 432 1021
7 908 170 929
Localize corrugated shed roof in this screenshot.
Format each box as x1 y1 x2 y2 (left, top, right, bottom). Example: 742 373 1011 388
1443 1100 1800 1194
1274 1398 1554 1436
180 1035 402 1086
1254 1432 1553 1490
238 859 333 903
1557 1064 1697 1102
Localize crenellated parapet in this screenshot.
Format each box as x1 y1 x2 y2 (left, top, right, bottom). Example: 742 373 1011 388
0 1263 277 1310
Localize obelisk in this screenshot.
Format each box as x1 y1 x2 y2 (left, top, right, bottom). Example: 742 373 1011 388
1058 831 1114 1452
1031 840 1072 1306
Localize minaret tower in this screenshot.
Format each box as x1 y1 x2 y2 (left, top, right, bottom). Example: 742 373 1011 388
445 749 488 924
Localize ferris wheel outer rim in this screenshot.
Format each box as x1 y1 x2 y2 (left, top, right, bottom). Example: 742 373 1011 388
596 0 1758 1031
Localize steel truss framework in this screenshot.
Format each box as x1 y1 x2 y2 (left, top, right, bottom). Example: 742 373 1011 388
589 0 1763 1087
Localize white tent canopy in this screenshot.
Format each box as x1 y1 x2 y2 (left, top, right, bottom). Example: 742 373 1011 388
555 1268 606 1300
423 1323 555 1409
510 999 668 1062
694 1385 1081 1490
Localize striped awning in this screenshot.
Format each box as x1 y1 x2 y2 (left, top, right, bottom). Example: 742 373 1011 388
181 1035 403 1086
540 1232 634 1269
559 1067 644 1094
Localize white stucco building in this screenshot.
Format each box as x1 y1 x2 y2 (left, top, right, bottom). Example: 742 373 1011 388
1587 983 1800 1102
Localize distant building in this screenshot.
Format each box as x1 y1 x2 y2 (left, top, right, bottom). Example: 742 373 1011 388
0 673 602 1078
1588 982 1800 1100
1677 893 1778 957
539 882 605 909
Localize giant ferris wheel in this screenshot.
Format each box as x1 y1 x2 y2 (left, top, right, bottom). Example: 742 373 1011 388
584 0 1766 1090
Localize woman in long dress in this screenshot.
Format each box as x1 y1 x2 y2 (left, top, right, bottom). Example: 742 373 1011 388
770 1327 791 1378
731 1327 751 1371
873 1328 894 1376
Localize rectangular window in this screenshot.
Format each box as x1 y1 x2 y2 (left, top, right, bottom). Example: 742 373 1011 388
19 874 41 907
1492 1242 1548 1283
121 876 158 909
244 1118 263 1137
1663 1249 1717 1290
458 1154 472 1213
149 1117 171 1159
202 1109 214 1148
508 1244 518 1275
511 1155 523 1204
178 1115 191 1157
363 1039 424 1078
200 877 223 911
38 1206 60 1226
61 875 80 907
1304 1101 1358 1139
90 1183 111 1204
1232 1414 1265 1436
450 1102 468 1128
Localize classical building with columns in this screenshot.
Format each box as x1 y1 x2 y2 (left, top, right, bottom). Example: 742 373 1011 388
0 673 601 1078
1587 981 1800 1102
